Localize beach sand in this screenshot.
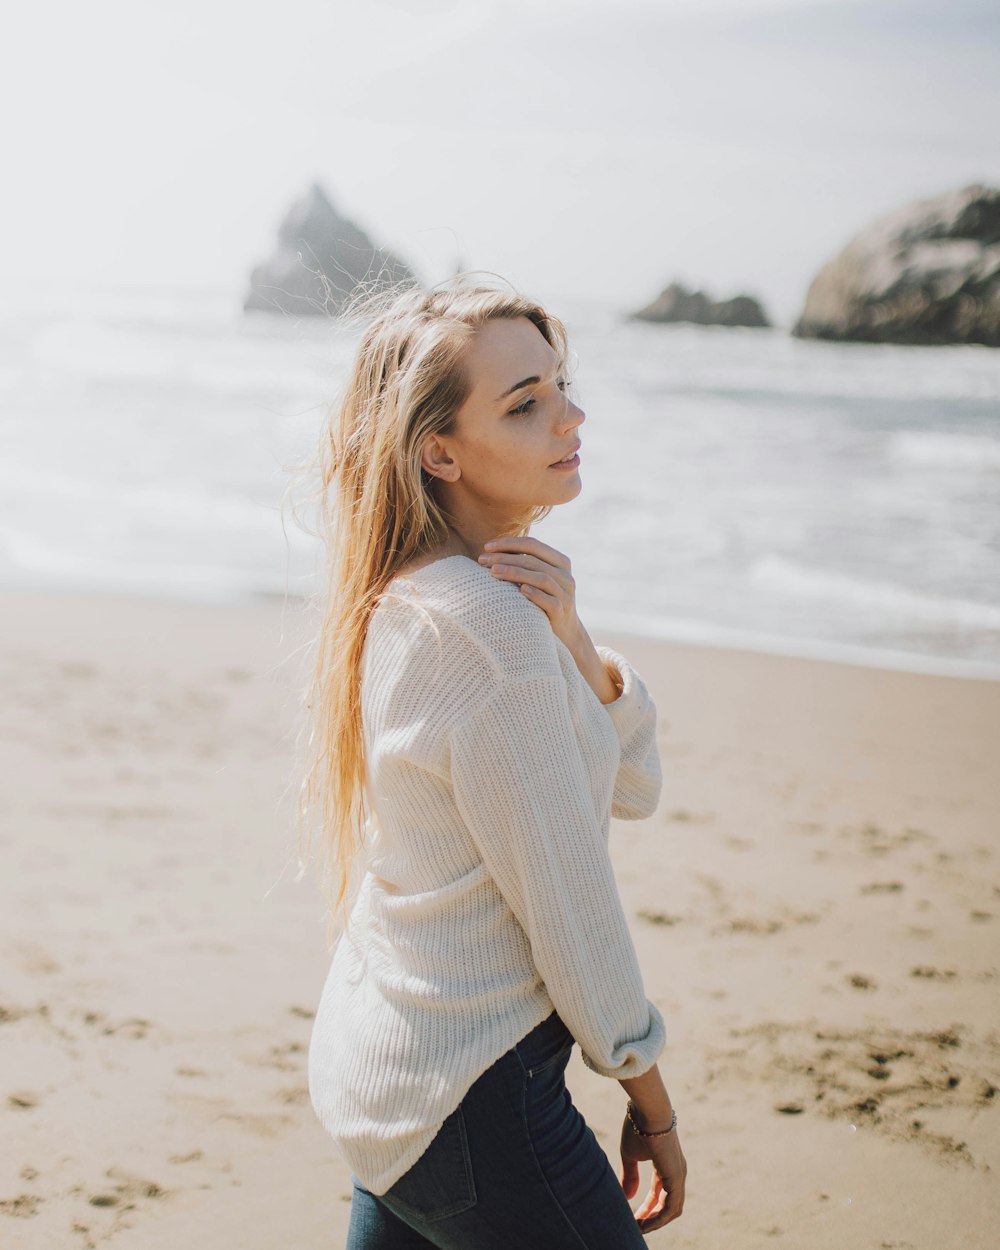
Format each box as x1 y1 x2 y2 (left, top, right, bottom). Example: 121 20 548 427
1 587 997 1249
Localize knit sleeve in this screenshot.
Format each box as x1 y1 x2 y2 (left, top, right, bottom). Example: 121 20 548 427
448 672 666 1080
595 645 663 821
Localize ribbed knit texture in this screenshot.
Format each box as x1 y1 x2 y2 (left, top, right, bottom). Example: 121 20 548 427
307 554 666 1195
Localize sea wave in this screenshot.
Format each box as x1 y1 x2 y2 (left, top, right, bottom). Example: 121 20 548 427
578 599 1000 682
0 461 300 537
0 523 306 603
30 319 339 396
749 554 1000 630
590 319 1000 405
888 430 1000 472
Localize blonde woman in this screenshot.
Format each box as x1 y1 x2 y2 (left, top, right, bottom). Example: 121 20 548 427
301 280 687 1248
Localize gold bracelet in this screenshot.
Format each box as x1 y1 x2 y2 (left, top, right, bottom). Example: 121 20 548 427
625 1102 677 1138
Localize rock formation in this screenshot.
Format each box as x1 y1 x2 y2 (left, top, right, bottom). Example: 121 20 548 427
630 282 770 328
794 183 1000 347
244 183 416 316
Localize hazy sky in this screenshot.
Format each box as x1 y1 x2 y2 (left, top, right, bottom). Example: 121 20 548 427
3 0 998 322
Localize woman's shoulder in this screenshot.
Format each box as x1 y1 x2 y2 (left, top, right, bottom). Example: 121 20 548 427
375 554 560 683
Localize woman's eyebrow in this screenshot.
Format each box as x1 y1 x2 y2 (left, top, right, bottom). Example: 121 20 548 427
495 362 562 402
495 375 540 402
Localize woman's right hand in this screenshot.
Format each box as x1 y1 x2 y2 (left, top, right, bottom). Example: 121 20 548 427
620 1112 687 1233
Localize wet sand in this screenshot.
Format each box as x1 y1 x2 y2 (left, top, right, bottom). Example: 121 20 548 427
1 588 997 1249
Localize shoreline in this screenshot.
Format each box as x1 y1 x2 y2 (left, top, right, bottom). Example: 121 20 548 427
4 576 998 684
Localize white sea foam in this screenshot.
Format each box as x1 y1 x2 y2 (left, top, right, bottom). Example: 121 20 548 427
889 431 1000 472
0 523 309 604
577 600 1000 682
0 461 300 538
30 319 338 395
749 554 1000 630
600 319 1000 404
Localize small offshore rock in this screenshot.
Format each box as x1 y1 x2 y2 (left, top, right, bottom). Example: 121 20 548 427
630 281 771 328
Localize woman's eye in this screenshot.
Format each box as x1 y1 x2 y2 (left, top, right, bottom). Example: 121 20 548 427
509 378 569 416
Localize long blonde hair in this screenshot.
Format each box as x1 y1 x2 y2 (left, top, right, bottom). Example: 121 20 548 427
295 277 570 943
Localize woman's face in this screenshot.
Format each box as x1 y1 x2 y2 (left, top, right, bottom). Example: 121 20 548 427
426 315 585 513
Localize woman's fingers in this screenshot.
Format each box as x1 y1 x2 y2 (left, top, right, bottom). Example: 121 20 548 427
635 1175 663 1220
639 1170 685 1231
479 535 582 642
482 534 571 571
619 1156 639 1199
486 564 562 598
480 551 566 585
480 554 570 618
622 1131 687 1232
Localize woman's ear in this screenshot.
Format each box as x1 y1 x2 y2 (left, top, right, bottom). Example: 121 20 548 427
420 434 461 483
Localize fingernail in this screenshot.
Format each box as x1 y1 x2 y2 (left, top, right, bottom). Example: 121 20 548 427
483 542 496 550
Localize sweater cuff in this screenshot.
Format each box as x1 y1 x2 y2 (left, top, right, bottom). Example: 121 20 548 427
595 646 653 740
579 1001 667 1080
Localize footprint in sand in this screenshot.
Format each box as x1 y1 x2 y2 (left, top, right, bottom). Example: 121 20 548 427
636 910 682 927
167 1091 294 1138
167 1150 204 1164
0 1001 46 1026
666 808 714 825
724 1020 983 1162
841 823 931 858
87 1166 168 1209
80 1010 153 1040
275 1085 311 1106
8 1090 41 1109
0 1194 44 1218
12 942 61 975
251 1040 306 1073
720 911 821 937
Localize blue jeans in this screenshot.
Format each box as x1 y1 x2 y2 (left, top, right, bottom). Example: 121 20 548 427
345 1011 647 1249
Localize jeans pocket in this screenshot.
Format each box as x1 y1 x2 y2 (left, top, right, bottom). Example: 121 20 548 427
514 1011 575 1078
380 1104 478 1224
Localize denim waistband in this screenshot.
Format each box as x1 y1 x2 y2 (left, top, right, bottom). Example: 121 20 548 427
512 1010 574 1070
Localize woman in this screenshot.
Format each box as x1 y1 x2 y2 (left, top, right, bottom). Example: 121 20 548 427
300 279 687 1248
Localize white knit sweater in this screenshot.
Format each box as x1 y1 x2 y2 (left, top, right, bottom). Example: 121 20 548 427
307 554 666 1195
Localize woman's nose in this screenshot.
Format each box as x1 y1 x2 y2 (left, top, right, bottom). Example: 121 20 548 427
561 398 585 431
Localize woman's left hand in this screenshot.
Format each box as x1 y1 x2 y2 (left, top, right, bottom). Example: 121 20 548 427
478 535 583 653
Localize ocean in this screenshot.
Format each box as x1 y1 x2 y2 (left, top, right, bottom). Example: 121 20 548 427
3 283 999 679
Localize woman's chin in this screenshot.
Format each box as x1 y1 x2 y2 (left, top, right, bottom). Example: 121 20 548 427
554 471 582 500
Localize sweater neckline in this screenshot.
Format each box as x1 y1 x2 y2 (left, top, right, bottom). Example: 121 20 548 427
387 554 483 586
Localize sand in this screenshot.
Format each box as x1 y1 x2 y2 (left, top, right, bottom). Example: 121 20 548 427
1 587 998 1249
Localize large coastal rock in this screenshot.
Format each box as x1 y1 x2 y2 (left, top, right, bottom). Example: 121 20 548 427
630 282 770 328
244 183 416 316
794 184 1000 347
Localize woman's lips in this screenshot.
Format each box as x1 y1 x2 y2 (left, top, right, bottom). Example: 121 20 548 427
549 446 581 469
